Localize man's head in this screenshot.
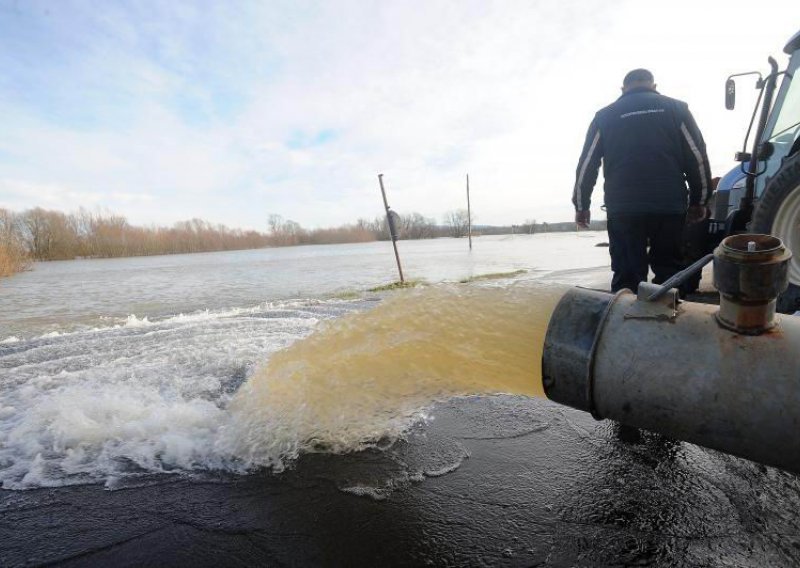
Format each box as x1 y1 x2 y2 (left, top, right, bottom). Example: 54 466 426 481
622 68 656 93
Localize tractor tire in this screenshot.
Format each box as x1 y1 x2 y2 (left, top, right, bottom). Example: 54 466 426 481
751 151 800 314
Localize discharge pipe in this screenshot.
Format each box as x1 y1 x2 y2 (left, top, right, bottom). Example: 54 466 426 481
542 234 800 473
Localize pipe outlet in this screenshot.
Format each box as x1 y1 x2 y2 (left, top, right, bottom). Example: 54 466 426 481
542 286 800 474
713 234 791 334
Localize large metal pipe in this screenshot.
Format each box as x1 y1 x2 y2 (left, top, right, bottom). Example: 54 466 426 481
542 235 800 473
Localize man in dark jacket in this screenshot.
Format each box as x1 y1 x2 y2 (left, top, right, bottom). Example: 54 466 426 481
572 68 712 293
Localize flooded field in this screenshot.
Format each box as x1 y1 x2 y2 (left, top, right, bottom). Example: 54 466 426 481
0 233 601 489
0 232 608 339
4 231 800 568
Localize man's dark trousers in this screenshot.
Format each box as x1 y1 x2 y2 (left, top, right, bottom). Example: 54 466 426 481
607 213 685 293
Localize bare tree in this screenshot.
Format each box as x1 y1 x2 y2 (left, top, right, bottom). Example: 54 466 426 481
522 218 537 235
0 208 29 276
402 212 436 240
0 205 447 277
444 209 470 238
267 214 284 235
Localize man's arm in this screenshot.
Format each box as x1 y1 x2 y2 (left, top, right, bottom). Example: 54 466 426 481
573 116 603 216
677 104 713 208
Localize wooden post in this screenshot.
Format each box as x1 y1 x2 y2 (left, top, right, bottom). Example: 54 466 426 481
377 174 405 283
466 173 472 251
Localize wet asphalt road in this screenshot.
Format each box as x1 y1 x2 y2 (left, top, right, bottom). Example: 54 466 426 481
3 395 800 567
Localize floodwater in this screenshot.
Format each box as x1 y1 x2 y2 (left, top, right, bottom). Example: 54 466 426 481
5 231 800 567
0 232 608 338
0 232 608 489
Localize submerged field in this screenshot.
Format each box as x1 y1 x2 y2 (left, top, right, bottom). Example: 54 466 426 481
2 233 599 489
5 232 799 566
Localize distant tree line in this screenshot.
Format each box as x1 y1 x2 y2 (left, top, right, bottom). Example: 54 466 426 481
0 206 607 278
0 209 30 277
0 207 446 276
0 207 271 275
476 219 607 235
267 211 446 245
266 209 484 245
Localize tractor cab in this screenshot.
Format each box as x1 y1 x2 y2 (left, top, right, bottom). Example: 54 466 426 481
702 29 800 310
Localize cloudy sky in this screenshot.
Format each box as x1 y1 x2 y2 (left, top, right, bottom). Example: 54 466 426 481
1 1 799 230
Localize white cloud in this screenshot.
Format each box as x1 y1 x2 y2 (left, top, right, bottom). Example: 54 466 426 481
1 0 799 229
0 179 104 210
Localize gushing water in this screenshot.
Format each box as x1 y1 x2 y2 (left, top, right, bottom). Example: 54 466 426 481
218 283 563 469
0 282 564 489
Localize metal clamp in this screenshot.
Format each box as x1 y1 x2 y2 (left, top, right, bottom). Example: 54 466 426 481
624 282 679 322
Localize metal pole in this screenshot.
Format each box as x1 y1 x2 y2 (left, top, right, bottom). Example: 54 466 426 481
466 174 472 251
377 174 405 283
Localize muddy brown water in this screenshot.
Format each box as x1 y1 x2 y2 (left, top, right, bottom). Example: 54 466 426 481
218 284 564 471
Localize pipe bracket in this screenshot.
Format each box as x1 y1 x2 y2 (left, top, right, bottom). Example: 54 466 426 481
625 282 678 322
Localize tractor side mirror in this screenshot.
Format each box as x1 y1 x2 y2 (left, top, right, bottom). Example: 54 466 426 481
725 78 736 110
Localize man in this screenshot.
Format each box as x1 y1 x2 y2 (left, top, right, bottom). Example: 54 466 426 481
572 68 712 293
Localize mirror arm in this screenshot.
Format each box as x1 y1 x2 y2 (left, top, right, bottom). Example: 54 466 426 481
742 57 780 213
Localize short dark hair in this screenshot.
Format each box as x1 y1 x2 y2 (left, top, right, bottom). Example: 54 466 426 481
623 68 654 87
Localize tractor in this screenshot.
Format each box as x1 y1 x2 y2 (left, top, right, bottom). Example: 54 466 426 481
702 28 800 312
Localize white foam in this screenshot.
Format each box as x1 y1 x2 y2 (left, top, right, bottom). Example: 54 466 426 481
423 457 468 478
337 447 468 500
40 331 63 338
10 298 348 343
0 286 535 491
340 485 391 501
0 297 351 490
123 314 152 327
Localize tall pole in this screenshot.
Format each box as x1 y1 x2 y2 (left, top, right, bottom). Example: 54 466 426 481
377 173 405 283
466 173 473 251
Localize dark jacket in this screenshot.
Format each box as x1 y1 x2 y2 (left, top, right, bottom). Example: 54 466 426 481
572 87 712 215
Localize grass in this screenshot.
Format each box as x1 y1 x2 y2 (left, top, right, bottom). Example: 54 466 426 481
458 269 527 284
367 279 425 292
366 271 526 292
330 290 362 300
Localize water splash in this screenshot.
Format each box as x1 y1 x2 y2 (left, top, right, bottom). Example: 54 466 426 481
0 283 564 489
217 283 563 471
